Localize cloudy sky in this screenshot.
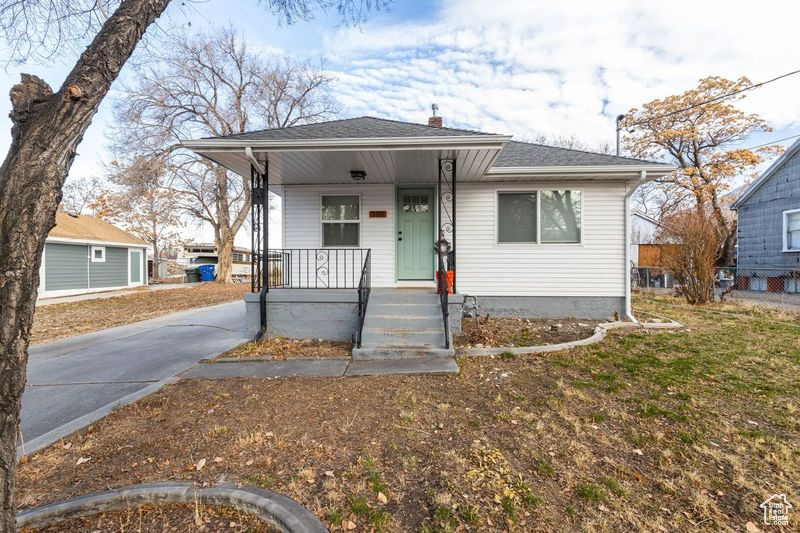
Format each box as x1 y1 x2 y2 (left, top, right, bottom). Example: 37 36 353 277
1 0 799 245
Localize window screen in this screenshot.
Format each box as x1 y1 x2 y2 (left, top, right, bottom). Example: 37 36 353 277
498 192 537 243
321 195 359 246
541 190 581 243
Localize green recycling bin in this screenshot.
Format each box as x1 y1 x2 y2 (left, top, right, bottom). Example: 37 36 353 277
185 267 200 283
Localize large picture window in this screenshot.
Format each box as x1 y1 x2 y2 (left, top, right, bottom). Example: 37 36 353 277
540 190 582 243
321 195 360 247
785 209 800 252
498 192 537 243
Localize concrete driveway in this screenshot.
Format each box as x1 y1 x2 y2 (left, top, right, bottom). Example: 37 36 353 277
20 301 248 455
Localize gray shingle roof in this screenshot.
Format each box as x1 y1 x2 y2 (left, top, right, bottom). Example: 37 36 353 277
492 140 656 167
205 116 664 167
208 116 495 140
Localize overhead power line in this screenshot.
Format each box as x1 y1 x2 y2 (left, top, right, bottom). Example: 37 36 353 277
626 68 800 126
742 134 800 150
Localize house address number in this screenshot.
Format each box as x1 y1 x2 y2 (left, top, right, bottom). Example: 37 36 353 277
369 210 387 218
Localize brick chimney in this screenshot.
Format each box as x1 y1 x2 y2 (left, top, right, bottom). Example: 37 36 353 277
428 103 442 127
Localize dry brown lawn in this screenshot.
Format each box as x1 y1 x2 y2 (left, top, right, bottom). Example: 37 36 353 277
21 503 273 532
17 298 800 531
31 283 248 344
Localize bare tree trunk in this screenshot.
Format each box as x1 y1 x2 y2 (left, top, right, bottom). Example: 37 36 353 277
0 1 170 529
216 231 235 283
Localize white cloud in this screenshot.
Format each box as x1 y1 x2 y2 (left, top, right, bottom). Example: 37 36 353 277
323 0 800 148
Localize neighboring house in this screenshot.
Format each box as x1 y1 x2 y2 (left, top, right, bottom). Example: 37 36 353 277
38 211 149 299
630 211 664 265
184 115 673 356
178 243 253 279
732 138 800 292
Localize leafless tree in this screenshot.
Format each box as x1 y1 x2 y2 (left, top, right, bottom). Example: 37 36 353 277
106 157 183 278
523 132 615 154
60 176 107 215
0 1 384 529
112 27 338 282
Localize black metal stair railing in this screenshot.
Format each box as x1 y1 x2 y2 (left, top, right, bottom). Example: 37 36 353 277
356 250 371 348
437 249 450 349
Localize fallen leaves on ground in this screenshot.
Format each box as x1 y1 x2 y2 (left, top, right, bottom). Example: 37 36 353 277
32 283 248 343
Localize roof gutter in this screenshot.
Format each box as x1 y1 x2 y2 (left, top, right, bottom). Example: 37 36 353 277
486 164 676 177
182 134 513 153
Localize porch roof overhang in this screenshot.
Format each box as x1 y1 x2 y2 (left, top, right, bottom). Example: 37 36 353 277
181 135 513 185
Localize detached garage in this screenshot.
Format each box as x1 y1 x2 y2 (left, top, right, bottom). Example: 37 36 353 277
37 211 149 299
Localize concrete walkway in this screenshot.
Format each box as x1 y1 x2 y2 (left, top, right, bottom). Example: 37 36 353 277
35 283 201 307
20 301 248 455
183 357 459 379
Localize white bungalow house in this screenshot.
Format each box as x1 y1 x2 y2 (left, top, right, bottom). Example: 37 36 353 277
183 115 674 358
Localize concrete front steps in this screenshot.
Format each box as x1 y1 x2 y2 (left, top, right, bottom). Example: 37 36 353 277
352 289 455 360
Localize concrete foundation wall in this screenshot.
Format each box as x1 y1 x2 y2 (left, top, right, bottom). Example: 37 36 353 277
245 290 359 341
474 295 624 320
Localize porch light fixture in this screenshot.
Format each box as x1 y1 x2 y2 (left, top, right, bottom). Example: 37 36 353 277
350 170 367 180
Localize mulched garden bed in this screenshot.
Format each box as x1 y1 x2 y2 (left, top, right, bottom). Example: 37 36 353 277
218 337 353 360
455 316 597 348
21 503 274 532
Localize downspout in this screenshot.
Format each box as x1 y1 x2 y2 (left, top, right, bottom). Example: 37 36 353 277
624 170 649 323
246 147 265 175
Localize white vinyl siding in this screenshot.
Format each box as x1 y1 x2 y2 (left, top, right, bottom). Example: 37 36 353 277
457 181 625 297
283 184 395 287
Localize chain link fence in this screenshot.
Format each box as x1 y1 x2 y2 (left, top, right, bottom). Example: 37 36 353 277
633 265 800 311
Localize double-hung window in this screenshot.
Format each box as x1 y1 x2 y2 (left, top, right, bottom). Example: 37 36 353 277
321 195 360 247
785 209 800 252
497 190 582 244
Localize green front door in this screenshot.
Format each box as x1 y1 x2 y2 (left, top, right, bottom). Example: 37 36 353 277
397 188 434 280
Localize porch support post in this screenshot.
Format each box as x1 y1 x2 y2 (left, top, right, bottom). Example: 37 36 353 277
262 159 269 293
451 158 456 293
249 156 269 336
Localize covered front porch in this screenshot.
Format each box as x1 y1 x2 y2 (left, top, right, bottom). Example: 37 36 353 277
184 120 511 352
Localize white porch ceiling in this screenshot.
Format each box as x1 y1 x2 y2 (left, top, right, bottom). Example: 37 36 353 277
182 135 511 185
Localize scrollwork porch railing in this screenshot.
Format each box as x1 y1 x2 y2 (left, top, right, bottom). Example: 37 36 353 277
266 248 370 289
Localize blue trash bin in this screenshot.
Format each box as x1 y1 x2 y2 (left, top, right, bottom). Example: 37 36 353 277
198 264 216 282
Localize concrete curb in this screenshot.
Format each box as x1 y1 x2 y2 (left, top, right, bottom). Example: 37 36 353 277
17 375 179 458
456 319 682 357
16 482 327 532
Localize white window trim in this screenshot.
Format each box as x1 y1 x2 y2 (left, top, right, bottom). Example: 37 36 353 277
783 208 800 252
494 187 584 246
320 193 361 248
90 245 106 263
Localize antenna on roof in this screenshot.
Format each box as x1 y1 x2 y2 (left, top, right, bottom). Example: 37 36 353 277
431 103 439 117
